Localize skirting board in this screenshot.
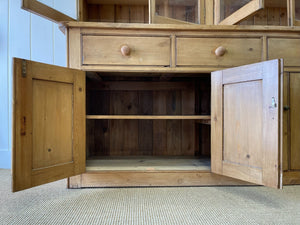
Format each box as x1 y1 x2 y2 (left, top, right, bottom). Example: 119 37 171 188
283 171 300 185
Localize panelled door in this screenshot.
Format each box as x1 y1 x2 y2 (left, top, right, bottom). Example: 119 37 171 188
13 58 86 192
211 59 283 188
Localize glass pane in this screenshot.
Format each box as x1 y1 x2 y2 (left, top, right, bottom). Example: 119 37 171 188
219 0 252 21
155 0 199 23
296 0 300 20
37 0 77 19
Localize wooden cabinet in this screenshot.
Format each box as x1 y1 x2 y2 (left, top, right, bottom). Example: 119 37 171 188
13 24 300 192
22 0 300 26
12 1 300 192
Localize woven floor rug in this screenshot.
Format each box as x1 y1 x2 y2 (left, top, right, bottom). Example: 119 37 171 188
1 169 300 225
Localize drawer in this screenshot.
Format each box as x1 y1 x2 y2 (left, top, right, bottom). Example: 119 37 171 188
82 35 171 66
176 37 263 67
268 38 300 67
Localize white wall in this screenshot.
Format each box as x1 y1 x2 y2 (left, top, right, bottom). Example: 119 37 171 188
0 0 76 168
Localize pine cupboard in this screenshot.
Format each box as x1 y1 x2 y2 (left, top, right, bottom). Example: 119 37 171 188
12 0 300 192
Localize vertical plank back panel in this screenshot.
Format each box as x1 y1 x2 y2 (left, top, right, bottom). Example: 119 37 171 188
153 91 167 155
290 73 300 170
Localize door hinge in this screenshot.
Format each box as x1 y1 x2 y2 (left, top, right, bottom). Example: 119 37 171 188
271 97 277 108
22 60 26 77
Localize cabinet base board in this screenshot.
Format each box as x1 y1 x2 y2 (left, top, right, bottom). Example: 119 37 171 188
283 171 300 185
68 171 253 188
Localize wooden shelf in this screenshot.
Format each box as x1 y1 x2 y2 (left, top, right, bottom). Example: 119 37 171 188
86 115 211 120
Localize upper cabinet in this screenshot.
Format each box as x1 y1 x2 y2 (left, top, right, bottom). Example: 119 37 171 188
22 0 300 26
21 0 211 24
150 0 214 24
22 0 150 24
151 0 201 24
80 0 149 23
214 0 300 26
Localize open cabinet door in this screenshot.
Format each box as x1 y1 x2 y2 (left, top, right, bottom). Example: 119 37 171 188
211 59 283 188
12 58 86 192
215 0 264 25
22 0 76 23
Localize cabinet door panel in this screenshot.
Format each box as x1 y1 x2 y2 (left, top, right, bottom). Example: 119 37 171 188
13 58 86 192
211 59 283 188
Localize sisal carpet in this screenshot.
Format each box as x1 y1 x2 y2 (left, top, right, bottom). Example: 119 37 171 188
0 169 300 225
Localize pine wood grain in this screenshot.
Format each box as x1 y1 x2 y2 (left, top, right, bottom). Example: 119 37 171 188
176 38 262 67
290 73 300 170
82 35 171 66
218 0 263 25
211 60 283 189
32 80 73 169
13 58 85 192
268 38 300 67
22 0 75 23
74 170 252 188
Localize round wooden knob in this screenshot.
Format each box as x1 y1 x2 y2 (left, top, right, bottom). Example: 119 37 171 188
120 45 131 56
215 46 226 57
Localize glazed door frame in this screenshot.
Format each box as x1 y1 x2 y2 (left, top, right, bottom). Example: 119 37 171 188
22 0 76 23
214 0 264 25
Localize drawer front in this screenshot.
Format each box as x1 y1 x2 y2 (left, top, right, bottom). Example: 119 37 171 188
268 38 300 67
82 35 171 66
176 38 262 67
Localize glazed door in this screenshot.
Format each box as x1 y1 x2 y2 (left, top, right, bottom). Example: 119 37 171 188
22 0 76 23
290 0 300 26
150 0 203 24
215 0 264 25
211 59 283 188
13 58 86 192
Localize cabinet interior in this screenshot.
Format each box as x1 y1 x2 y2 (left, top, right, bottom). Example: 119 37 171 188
83 0 290 25
83 0 149 23
155 0 200 24
83 0 200 24
86 72 211 171
296 0 300 21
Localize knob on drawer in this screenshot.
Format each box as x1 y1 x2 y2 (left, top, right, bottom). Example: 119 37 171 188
120 45 131 56
215 46 226 57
